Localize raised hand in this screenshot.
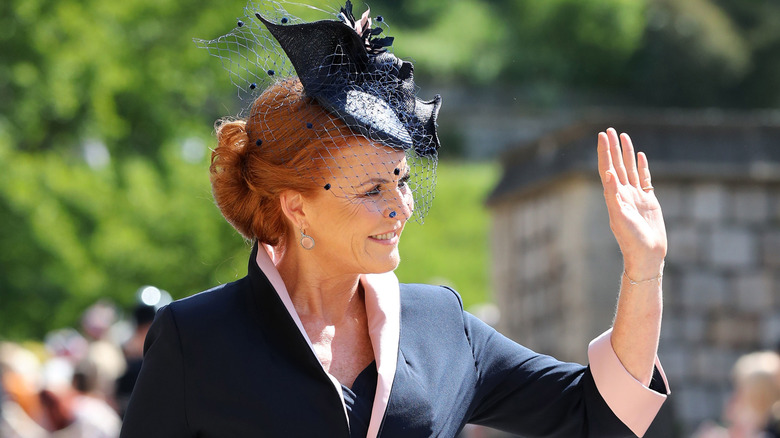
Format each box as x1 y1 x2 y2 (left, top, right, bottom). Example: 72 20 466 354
597 128 667 281
597 128 667 387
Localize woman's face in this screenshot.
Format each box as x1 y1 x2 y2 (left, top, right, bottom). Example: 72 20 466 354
302 137 414 275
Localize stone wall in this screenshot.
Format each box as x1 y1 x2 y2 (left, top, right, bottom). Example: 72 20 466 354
490 173 780 436
657 180 780 435
491 175 621 365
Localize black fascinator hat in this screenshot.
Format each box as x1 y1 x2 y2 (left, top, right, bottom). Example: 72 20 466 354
255 1 441 157
196 1 442 221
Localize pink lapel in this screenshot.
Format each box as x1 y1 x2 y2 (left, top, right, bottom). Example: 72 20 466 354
361 272 401 438
255 245 401 438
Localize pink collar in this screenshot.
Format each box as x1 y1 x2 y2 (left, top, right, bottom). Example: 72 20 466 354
256 245 400 438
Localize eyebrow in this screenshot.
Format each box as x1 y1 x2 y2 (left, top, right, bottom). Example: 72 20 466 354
357 170 410 187
358 177 390 187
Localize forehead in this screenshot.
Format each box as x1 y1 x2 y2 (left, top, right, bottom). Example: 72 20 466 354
319 136 407 180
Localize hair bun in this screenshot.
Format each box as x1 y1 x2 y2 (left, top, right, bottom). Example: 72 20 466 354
209 79 352 247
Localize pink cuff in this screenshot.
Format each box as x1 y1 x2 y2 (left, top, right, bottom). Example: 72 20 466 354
588 329 670 437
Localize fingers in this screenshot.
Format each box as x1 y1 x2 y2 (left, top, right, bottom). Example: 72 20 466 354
620 133 640 188
597 131 618 194
637 152 653 191
599 128 651 194
607 128 628 185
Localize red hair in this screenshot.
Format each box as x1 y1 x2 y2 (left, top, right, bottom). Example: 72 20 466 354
210 78 353 246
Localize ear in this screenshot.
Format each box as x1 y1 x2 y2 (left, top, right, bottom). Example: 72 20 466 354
279 190 307 229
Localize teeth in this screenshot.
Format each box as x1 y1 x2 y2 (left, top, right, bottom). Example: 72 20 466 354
371 232 394 240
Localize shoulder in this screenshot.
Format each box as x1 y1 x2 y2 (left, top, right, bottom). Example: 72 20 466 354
142 276 261 367
399 283 466 333
163 276 252 331
399 283 464 310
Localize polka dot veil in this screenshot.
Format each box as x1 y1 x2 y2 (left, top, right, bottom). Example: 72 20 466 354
195 0 442 222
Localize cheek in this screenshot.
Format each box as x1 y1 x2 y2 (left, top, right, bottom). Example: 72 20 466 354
352 196 389 217
329 200 375 234
404 191 414 210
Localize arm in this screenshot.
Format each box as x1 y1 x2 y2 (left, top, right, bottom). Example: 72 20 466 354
464 312 639 438
465 130 668 437
120 306 191 438
597 128 667 386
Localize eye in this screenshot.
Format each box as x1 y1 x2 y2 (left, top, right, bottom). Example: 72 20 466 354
398 174 411 189
363 185 382 197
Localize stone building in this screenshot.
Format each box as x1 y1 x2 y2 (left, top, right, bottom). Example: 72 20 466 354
485 111 780 437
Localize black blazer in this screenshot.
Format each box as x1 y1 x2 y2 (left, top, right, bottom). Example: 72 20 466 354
121 245 662 437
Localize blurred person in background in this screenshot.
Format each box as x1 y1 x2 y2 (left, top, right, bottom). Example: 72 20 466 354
769 343 780 437
115 299 158 418
694 351 780 438
37 356 121 438
729 352 780 438
79 301 126 408
0 326 122 437
0 342 47 437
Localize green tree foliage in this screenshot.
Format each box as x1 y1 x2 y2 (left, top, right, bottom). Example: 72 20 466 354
495 0 648 85
2 0 779 339
627 0 751 106
370 0 648 86
378 0 780 106
0 0 246 157
713 0 780 107
0 133 253 339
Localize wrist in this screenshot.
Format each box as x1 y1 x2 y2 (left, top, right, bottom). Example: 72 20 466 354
623 260 665 285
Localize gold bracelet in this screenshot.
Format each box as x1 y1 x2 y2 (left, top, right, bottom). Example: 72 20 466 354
622 270 663 285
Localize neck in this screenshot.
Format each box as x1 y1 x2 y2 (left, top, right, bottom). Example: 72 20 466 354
275 244 363 324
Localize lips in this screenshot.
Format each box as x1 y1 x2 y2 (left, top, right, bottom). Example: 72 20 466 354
370 232 396 241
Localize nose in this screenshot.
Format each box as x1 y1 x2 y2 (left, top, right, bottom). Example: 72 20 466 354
383 191 414 221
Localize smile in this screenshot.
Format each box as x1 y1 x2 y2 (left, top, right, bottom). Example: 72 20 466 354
370 232 396 241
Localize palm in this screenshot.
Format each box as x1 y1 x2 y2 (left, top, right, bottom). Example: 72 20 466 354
597 129 667 274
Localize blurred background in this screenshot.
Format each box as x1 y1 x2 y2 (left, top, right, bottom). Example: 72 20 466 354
1 0 780 436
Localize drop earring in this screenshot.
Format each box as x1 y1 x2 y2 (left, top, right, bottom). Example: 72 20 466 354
300 229 315 250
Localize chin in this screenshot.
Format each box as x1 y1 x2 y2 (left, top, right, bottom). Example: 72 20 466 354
387 249 402 271
385 255 401 273
368 252 401 274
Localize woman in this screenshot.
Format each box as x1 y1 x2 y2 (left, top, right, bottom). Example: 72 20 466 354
694 351 780 438
121 2 669 437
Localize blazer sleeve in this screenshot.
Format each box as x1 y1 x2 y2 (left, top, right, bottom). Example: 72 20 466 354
120 306 191 438
463 310 663 438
